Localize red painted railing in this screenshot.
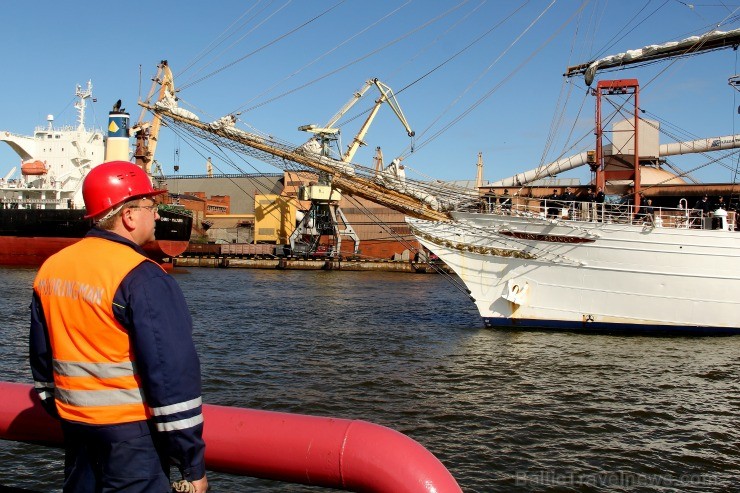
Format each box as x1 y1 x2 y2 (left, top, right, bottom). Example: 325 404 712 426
0 381 461 492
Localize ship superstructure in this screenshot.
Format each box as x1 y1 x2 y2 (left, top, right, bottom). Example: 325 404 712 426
0 81 192 266
1 81 105 210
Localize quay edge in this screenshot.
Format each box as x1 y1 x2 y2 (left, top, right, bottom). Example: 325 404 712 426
173 256 451 273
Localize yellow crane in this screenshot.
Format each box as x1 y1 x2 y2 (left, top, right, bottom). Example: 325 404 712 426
133 60 175 174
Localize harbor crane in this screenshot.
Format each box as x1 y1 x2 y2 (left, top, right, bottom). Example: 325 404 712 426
133 60 175 174
290 78 415 258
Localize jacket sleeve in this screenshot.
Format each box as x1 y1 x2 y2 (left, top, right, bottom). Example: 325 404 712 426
115 262 206 481
29 292 60 418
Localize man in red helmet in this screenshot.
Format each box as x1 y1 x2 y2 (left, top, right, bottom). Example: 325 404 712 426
29 161 208 493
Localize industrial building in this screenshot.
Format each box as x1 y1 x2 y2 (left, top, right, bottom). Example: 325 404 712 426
158 171 423 260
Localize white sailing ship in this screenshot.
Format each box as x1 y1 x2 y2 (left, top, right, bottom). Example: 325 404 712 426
408 204 739 333
143 22 740 334
404 32 740 334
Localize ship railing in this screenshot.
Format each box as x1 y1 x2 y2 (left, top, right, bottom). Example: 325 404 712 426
1 197 64 204
1 130 31 139
33 124 94 134
481 199 734 231
1 197 70 209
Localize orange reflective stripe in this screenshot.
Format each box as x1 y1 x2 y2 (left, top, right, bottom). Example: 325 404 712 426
34 237 163 425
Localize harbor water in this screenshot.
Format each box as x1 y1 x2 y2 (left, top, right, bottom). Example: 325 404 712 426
1 266 738 492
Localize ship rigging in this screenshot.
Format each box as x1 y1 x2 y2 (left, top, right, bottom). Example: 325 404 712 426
137 3 740 334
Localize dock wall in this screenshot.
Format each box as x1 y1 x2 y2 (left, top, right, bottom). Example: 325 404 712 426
174 256 450 273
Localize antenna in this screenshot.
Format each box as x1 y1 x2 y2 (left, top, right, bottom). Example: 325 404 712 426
74 80 93 130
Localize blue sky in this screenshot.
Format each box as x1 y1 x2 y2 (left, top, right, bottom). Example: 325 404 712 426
2 0 740 184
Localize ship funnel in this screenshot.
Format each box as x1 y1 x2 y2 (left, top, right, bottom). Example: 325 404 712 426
105 107 131 162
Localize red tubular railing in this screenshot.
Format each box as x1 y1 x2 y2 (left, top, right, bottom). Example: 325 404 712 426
0 382 461 493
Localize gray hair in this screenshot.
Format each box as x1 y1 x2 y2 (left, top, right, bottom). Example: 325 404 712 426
94 199 141 230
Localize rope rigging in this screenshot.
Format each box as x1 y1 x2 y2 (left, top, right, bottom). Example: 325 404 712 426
231 1 471 116
148 0 593 185
232 0 414 115
176 1 276 83
161 103 472 289
391 0 534 158
410 0 588 155
589 0 670 63
161 118 295 221
177 1 346 92
139 0 738 240
146 102 479 220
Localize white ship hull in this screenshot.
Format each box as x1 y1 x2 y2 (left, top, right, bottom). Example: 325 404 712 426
409 209 740 335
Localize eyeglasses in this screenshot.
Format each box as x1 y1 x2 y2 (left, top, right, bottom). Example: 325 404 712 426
128 203 158 213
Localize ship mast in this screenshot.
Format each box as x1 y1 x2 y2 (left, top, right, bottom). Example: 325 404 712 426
139 65 475 221
141 100 460 222
74 80 93 131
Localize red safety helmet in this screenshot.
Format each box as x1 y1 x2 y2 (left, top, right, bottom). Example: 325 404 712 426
82 161 165 219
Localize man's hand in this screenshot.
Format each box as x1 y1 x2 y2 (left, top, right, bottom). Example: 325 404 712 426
191 476 208 493
172 476 208 493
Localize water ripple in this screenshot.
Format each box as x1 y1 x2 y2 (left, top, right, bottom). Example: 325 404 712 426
1 267 739 492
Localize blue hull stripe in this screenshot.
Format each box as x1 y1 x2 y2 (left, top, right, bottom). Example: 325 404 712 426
483 317 740 336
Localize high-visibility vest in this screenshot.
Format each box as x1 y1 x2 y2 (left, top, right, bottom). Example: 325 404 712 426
34 236 164 425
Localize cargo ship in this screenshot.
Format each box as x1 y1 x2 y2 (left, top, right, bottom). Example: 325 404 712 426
0 81 192 266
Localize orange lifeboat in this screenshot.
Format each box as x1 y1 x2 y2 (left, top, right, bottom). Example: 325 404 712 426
21 160 48 176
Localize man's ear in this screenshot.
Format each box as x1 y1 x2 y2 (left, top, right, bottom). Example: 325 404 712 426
120 207 137 231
